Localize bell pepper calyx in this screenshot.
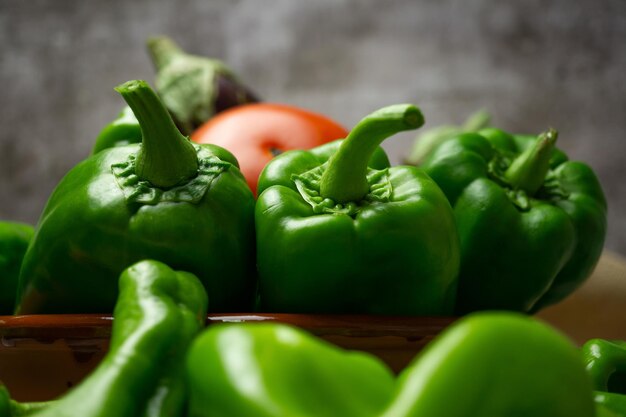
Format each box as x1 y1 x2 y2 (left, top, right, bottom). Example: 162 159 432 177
482 130 565 211
116 80 199 189
318 104 424 203
504 128 558 195
112 145 230 205
536 170 571 200
292 164 392 217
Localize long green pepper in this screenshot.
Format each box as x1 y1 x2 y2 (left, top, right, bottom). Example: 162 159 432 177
583 338 626 416
2 260 208 417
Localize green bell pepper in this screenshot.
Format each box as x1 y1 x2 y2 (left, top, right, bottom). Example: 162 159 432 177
0 221 33 314
255 104 460 315
421 127 607 313
595 392 626 417
583 338 626 417
0 386 50 417
186 322 395 417
382 311 595 417
2 259 208 417
16 80 255 314
92 106 143 154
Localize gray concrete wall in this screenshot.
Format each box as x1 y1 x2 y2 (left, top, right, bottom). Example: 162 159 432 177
1 0 625 254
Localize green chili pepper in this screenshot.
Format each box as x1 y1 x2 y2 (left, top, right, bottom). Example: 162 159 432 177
595 392 626 417
186 323 395 417
0 221 33 314
255 104 459 315
420 127 607 313
583 339 626 417
16 80 255 314
2 260 207 417
0 386 51 417
381 312 595 417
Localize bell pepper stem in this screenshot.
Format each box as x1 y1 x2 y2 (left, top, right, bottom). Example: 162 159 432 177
319 104 424 203
115 80 198 189
462 109 491 131
146 36 184 71
505 128 558 195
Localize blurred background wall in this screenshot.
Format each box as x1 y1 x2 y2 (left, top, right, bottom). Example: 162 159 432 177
1 0 625 255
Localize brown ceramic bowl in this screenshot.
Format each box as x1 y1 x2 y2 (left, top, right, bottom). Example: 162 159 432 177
0 313 455 402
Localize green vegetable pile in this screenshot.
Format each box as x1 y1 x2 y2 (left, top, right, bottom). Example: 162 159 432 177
2 260 623 416
0 38 617 416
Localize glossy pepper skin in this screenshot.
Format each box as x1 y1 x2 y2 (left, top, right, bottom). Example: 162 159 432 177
0 221 33 314
186 323 395 417
92 106 143 154
381 312 595 417
583 339 626 416
185 313 594 417
421 128 607 313
16 80 255 314
192 103 349 196
2 260 208 417
0 386 50 417
255 104 460 315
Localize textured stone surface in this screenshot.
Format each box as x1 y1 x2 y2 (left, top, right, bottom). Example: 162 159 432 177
1 0 625 254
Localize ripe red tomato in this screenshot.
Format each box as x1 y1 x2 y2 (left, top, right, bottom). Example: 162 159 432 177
191 103 348 196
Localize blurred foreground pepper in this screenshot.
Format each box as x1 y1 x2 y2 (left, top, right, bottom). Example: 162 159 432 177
0 221 33 314
92 36 258 154
255 104 459 315
421 128 607 313
2 260 208 417
16 80 255 314
186 323 395 417
186 313 594 417
191 103 348 196
381 312 595 417
583 338 626 417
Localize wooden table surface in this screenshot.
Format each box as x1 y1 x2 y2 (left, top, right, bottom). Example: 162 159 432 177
538 250 626 343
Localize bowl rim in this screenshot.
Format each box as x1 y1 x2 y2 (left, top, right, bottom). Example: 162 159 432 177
0 314 456 339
